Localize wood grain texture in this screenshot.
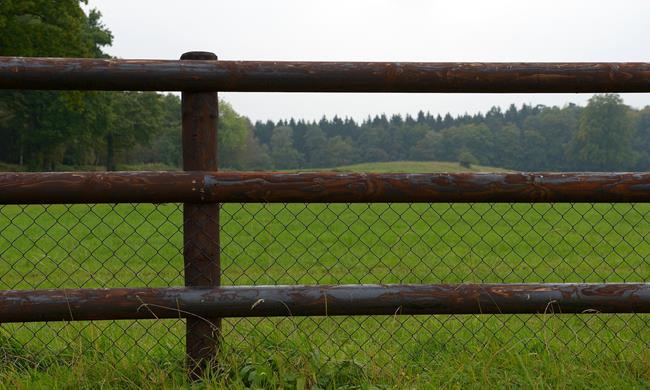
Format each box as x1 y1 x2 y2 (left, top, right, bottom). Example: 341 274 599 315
1 57 649 92
1 283 649 323
1 171 650 204
180 51 220 378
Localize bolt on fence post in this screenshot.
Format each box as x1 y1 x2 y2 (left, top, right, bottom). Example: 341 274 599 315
180 51 220 380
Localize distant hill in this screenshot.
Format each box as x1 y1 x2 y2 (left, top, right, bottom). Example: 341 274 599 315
313 160 511 173
0 160 509 173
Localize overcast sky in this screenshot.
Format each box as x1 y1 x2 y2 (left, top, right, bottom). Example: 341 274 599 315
87 0 650 122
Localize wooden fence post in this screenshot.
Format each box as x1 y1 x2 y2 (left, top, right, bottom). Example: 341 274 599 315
180 51 220 379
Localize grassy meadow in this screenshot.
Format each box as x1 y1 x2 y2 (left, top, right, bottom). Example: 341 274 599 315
324 160 511 173
0 161 649 388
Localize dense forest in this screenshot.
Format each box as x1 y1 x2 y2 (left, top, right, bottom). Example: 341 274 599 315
1 2 649 172
251 97 650 171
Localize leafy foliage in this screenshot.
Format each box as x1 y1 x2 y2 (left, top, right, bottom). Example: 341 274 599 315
250 97 649 171
0 3 257 171
1 2 649 172
569 94 634 170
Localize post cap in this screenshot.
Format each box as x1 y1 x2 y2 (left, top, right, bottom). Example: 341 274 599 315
180 51 218 60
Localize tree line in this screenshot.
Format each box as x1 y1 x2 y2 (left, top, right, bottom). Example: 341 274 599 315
249 94 649 171
1 2 649 172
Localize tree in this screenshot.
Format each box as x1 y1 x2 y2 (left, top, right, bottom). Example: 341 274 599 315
410 131 441 160
102 92 164 170
523 105 580 170
0 1 113 169
147 94 183 167
458 148 479 168
239 133 273 170
434 123 494 164
492 124 523 169
218 101 251 168
270 127 303 169
633 107 650 170
519 129 548 171
568 94 634 170
303 125 328 167
325 136 355 167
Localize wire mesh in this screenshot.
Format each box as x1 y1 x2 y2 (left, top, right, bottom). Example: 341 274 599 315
0 203 185 367
0 203 649 371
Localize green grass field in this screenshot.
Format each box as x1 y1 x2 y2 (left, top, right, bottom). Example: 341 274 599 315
0 159 503 174
322 160 511 173
1 162 649 389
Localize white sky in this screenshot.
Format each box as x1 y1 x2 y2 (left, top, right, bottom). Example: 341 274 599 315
87 0 650 122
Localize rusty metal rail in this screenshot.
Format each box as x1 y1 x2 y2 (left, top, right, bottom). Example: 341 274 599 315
1 283 648 323
2 171 650 204
2 57 650 92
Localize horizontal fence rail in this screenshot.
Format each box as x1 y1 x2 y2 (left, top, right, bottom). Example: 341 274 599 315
2 57 650 92
1 171 650 204
1 284 649 323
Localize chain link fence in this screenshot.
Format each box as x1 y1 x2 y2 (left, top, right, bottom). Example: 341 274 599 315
1 202 649 372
